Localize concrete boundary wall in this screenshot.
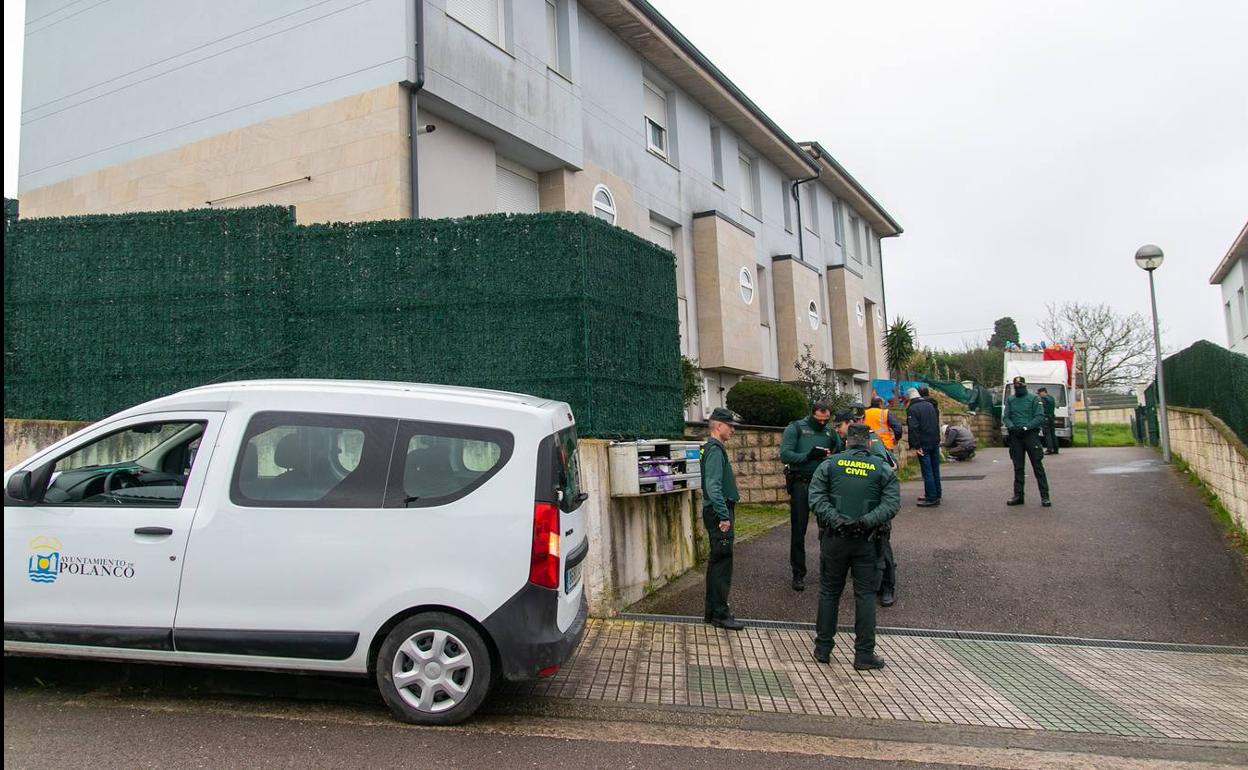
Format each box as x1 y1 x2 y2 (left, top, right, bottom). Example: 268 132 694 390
1167 407 1248 532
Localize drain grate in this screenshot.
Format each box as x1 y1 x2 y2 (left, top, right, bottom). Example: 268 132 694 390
617 613 1248 655
939 474 987 481
686 664 797 698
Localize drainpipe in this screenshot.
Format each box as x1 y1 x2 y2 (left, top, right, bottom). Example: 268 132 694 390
791 172 818 264
408 0 426 218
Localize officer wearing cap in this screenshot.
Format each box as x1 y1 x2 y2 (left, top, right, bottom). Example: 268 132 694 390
1003 375 1051 507
779 401 836 592
809 423 900 670
701 407 745 630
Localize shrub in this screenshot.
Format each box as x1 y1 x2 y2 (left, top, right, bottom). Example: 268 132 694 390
725 380 808 427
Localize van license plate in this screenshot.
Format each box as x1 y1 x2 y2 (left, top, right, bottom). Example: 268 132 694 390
565 561 583 593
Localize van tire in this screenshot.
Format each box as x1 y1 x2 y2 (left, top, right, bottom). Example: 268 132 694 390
376 612 493 725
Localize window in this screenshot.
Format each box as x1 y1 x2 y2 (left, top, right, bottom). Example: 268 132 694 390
545 0 560 70
644 80 668 158
42 421 207 507
710 126 724 187
832 198 845 246
389 421 513 508
808 300 820 330
554 426 582 513
865 227 874 266
739 154 758 218
1228 301 1237 342
850 213 862 262
496 158 539 214
758 265 770 325
648 218 675 252
1240 287 1247 338
739 266 755 305
231 411 396 508
447 0 503 46
592 184 616 225
802 186 819 235
855 300 865 327
781 179 792 233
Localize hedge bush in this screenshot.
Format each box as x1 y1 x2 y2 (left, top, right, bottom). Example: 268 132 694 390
726 380 808 427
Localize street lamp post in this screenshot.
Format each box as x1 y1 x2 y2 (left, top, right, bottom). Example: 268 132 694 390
1073 337 1092 447
1135 244 1171 462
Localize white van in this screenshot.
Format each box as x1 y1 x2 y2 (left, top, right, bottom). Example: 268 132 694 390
3 380 589 725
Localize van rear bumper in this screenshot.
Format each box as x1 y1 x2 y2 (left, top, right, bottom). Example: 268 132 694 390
482 584 588 681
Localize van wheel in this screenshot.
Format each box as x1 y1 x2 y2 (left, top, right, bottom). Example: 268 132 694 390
376 613 492 725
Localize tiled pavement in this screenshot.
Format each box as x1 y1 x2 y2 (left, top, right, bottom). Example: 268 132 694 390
504 618 1248 743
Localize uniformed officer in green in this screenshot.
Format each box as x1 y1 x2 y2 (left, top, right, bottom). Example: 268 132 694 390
779 401 835 592
809 423 900 669
1004 376 1051 507
850 407 899 608
701 407 745 630
1037 387 1058 455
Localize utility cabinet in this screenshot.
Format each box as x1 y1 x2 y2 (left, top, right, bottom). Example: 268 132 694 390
608 440 702 497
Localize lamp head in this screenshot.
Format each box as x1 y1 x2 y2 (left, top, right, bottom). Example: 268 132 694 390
1134 244 1164 271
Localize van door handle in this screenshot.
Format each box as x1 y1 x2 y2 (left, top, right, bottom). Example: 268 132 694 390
135 526 173 536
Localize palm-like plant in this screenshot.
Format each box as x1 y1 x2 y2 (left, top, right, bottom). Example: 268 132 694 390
884 317 917 404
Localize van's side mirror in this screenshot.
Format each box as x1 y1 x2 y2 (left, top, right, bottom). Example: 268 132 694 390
6 471 37 504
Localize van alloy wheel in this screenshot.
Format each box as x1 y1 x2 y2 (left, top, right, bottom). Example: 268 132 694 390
376 612 493 725
392 629 475 713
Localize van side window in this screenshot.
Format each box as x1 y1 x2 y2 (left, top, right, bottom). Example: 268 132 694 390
386 421 514 508
41 421 207 507
230 412 397 508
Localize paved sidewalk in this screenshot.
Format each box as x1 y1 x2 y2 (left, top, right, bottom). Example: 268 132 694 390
634 447 1248 644
506 618 1248 743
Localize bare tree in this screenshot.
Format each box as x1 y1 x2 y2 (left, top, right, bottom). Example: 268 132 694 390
1040 302 1156 390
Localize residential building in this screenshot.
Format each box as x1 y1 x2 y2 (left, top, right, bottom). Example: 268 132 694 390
1211 221 1248 355
17 0 901 415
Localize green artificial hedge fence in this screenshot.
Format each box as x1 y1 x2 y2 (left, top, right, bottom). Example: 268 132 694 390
1146 340 1248 445
3 203 682 438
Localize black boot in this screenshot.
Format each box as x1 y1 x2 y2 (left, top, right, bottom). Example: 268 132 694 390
1006 497 1024 506
854 654 886 671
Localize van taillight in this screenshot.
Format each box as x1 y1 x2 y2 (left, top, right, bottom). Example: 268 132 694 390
529 502 561 589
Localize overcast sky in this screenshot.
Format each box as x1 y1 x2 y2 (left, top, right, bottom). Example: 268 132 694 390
6 0 1245 354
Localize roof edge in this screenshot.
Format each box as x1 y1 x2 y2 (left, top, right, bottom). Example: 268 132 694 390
800 141 903 237
622 0 818 177
1209 219 1248 284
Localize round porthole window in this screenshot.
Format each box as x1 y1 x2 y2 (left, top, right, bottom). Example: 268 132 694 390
875 305 884 326
739 267 754 305
808 300 820 329
855 300 865 327
592 184 616 225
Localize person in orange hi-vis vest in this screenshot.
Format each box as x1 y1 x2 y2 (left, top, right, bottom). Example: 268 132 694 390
863 397 904 451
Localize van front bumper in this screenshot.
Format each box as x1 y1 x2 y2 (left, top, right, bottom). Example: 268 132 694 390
483 584 588 681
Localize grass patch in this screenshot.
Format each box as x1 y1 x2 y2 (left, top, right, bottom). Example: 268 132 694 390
1173 455 1248 556
693 503 788 565
1071 422 1137 448
895 458 919 483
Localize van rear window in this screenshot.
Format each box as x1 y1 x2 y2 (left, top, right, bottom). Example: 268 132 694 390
556 427 583 513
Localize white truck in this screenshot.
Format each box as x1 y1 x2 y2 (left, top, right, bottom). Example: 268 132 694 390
1001 352 1073 446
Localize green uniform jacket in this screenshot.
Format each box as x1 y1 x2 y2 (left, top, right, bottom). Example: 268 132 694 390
808 447 901 530
1040 394 1056 418
1003 391 1045 430
779 416 836 477
701 437 738 522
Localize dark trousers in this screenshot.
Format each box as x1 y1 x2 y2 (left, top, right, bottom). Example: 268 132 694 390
1008 429 1050 499
814 533 879 657
1044 417 1059 453
878 529 895 595
918 445 942 500
789 478 812 580
703 502 735 620
949 446 976 461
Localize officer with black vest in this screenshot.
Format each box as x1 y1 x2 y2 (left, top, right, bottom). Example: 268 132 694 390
809 423 901 670
779 401 836 592
701 407 746 630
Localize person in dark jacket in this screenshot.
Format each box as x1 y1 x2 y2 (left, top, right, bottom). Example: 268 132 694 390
1003 377 1050 507
779 402 836 592
906 388 942 506
941 423 976 461
701 407 746 629
1037 387 1058 455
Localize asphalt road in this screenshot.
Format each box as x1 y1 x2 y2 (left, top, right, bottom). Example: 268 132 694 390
633 447 1248 645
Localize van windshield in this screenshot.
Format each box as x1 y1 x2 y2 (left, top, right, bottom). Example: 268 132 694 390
1004 383 1067 407
556 426 583 512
